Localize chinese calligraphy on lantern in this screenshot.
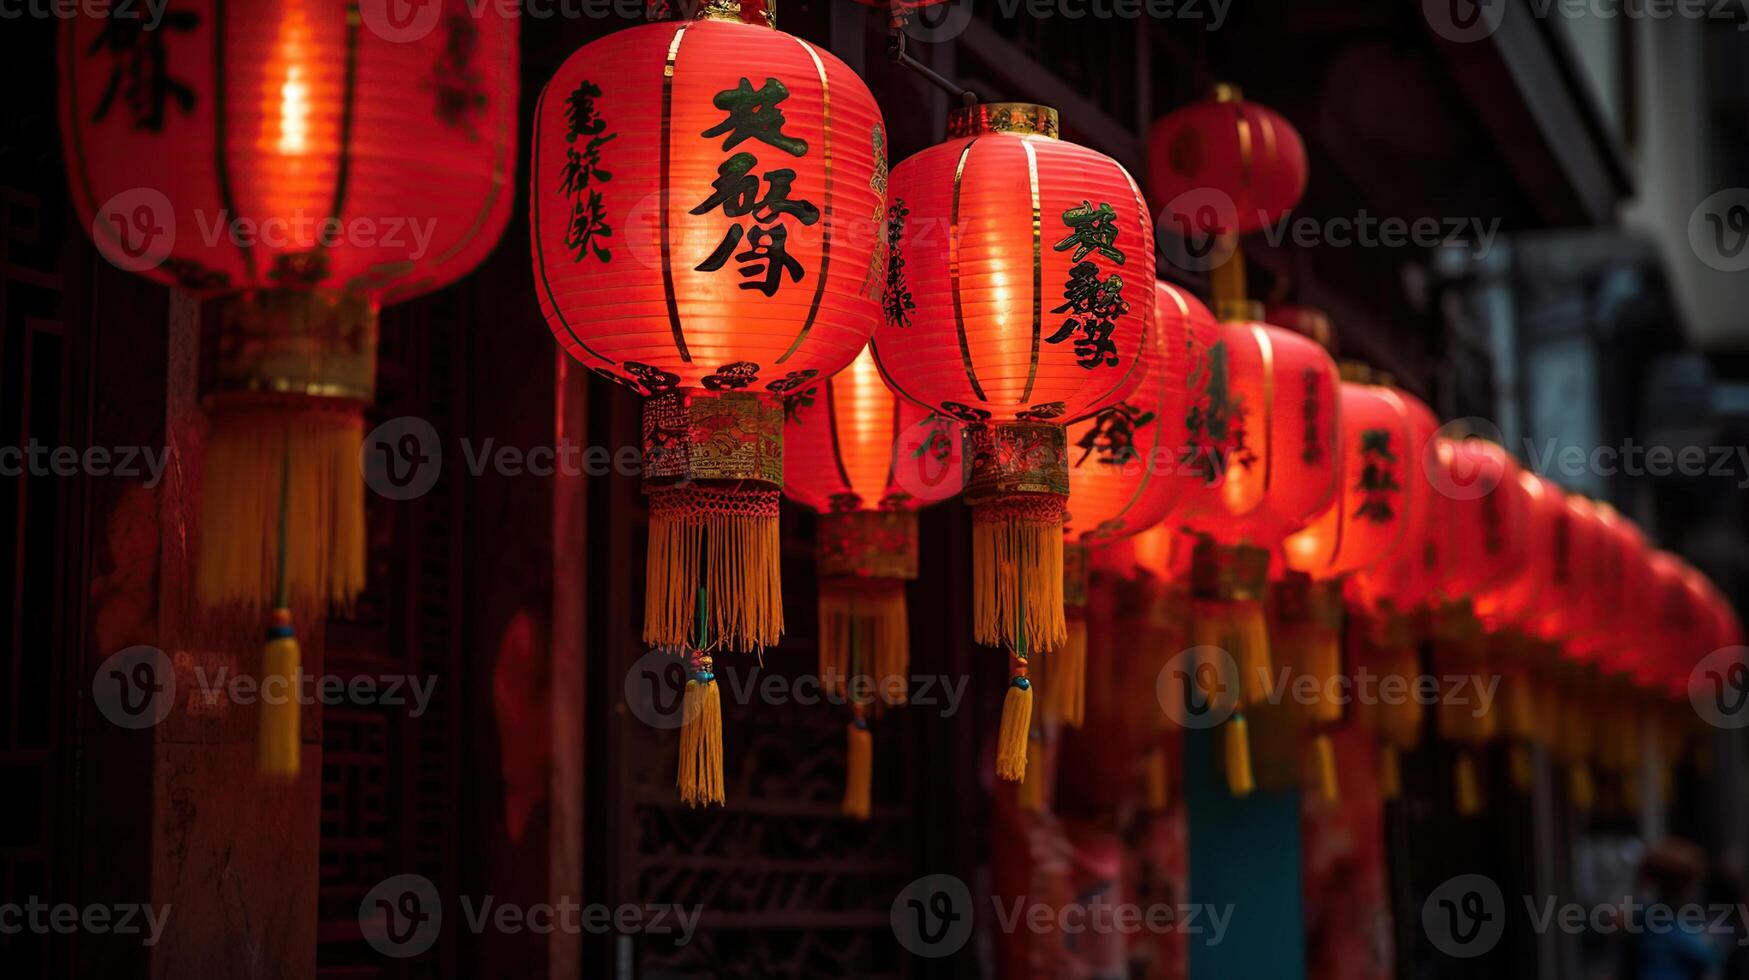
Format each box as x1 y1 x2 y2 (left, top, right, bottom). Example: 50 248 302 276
86 5 200 132
426 14 489 138
560 80 617 264
1048 201 1128 369
1076 402 1156 466
1182 338 1254 484
1301 369 1325 466
883 200 916 328
1353 428 1400 523
693 77 818 296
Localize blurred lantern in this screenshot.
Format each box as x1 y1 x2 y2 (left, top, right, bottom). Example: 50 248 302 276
533 0 887 805
62 0 519 775
783 345 961 818
1172 318 1340 796
1146 86 1307 319
873 101 1155 781
1049 281 1203 727
1278 364 1420 802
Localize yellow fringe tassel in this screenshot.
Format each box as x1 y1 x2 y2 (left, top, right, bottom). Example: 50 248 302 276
819 578 909 705
1225 715 1255 797
259 609 302 777
1303 628 1343 726
1312 733 1340 803
842 721 872 820
1569 765 1595 813
646 489 783 652
1455 752 1483 816
679 678 725 807
972 504 1067 653
1044 617 1087 728
1379 743 1402 801
1018 734 1047 812
199 404 365 620
1146 747 1170 812
1194 599 1272 705
1509 743 1535 792
996 682 1034 781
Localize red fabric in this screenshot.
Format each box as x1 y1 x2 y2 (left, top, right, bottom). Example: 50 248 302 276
873 122 1155 424
1470 466 1555 631
1063 281 1203 543
1284 382 1418 580
63 0 518 302
1146 94 1307 235
782 344 960 512
532 16 885 394
1175 321 1340 551
1300 724 1396 980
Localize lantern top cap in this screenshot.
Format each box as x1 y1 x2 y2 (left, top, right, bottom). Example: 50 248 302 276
1212 82 1244 103
948 103 1061 139
1338 360 1374 384
1215 299 1264 323
695 0 776 28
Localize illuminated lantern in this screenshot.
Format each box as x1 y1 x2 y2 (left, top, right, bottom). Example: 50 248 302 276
873 101 1155 780
1278 366 1420 801
1048 281 1202 727
1172 318 1339 795
532 0 887 804
783 345 961 818
62 1 519 775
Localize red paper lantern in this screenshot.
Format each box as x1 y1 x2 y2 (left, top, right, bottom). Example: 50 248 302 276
533 0 887 806
872 101 1155 780
783 344 960 817
1147 84 1308 237
63 0 519 778
533 0 887 663
1346 391 1441 614
62 0 519 616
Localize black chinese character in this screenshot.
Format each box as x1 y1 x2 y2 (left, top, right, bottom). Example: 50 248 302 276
702 77 808 157
1053 201 1126 264
87 8 200 132
567 191 613 263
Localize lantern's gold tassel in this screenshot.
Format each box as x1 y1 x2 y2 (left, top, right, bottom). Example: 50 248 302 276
1225 714 1255 797
678 588 725 807
1312 733 1340 803
998 671 1034 782
843 716 872 820
259 608 302 777
1301 626 1343 726
972 496 1067 653
1018 731 1047 812
1194 598 1271 704
1045 616 1087 727
1569 765 1595 813
1510 743 1535 792
819 578 909 706
1455 752 1483 817
819 584 853 700
199 403 365 624
1379 743 1402 801
646 488 783 652
1145 747 1170 812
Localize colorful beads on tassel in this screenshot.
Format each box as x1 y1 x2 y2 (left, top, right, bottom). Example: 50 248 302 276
678 650 725 808
259 607 302 778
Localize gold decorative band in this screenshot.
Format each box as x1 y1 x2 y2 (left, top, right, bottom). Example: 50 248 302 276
964 421 1069 502
1063 543 1090 608
208 290 378 403
949 103 1060 140
695 0 776 27
816 511 919 580
1189 540 1271 602
642 389 784 486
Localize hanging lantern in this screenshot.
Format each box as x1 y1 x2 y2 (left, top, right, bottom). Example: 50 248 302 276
873 101 1155 780
1278 365 1421 802
1172 318 1339 795
1048 281 1203 727
63 1 519 776
533 0 887 805
1146 86 1306 319
783 344 961 818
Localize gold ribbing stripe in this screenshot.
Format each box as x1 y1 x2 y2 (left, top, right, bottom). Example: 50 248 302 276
1019 138 1043 404
777 38 833 364
660 25 692 362
951 139 988 402
1252 324 1276 494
